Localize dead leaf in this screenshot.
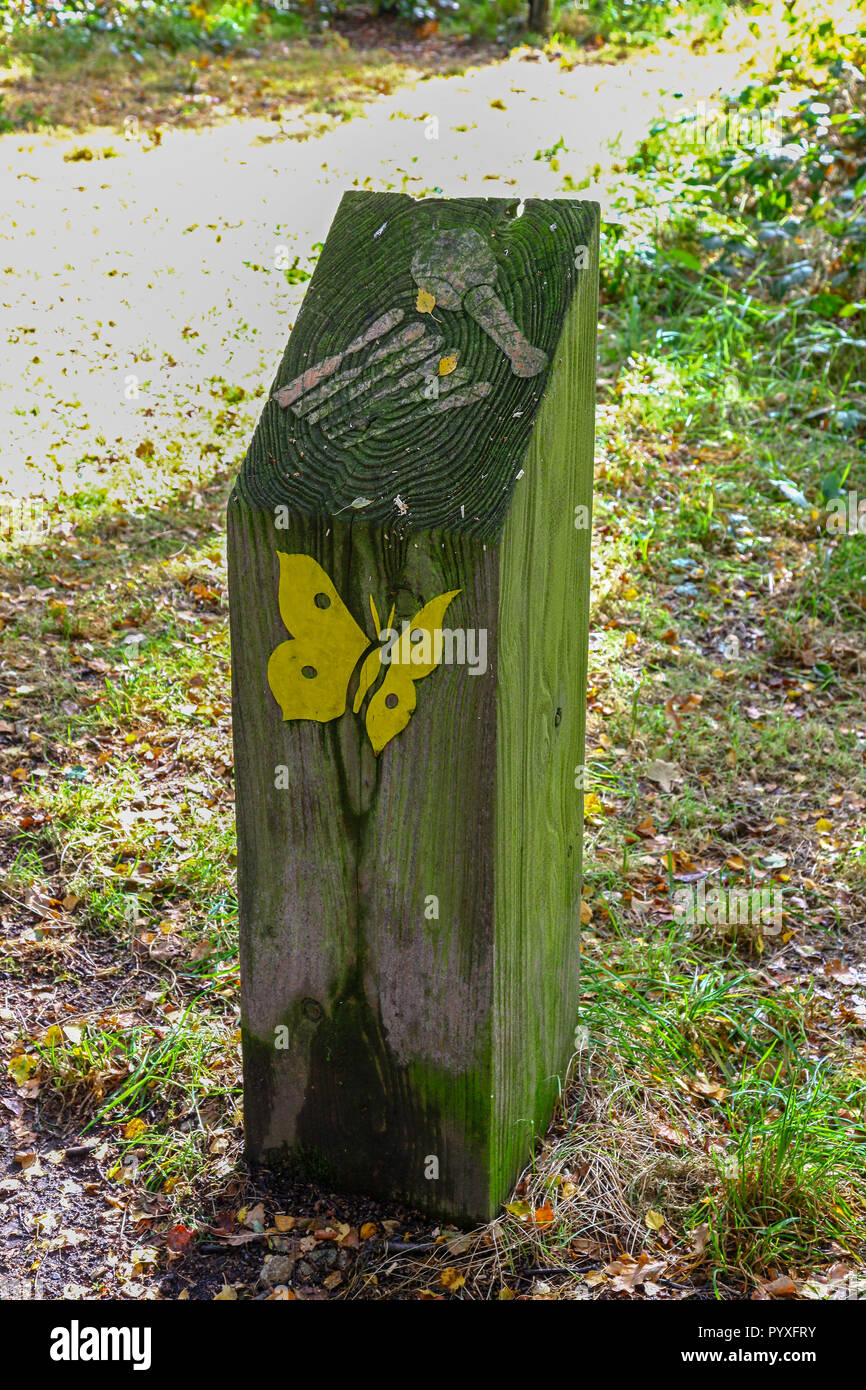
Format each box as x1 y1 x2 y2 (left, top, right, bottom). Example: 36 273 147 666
8 1054 39 1086
531 1201 555 1227
758 1274 797 1298
655 1123 688 1147
646 759 680 794
242 1202 266 1230
689 1222 709 1259
166 1224 194 1254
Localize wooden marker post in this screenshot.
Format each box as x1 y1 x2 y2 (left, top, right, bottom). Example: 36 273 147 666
228 193 598 1224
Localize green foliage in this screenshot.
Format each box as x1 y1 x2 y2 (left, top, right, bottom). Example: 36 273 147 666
0 94 45 131
1 0 737 54
583 928 866 1276
597 4 866 542
2 0 304 59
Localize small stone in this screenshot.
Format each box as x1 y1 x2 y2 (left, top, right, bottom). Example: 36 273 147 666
310 1245 337 1271
260 1254 293 1287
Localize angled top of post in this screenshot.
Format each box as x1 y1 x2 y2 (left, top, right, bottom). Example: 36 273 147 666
234 191 598 542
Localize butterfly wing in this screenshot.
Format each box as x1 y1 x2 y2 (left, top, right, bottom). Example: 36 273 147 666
267 553 369 722
364 588 461 755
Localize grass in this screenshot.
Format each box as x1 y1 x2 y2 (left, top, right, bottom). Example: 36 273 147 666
552 0 866 1290
0 2 492 134
581 937 866 1279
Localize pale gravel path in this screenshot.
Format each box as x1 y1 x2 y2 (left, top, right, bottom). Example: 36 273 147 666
0 41 747 505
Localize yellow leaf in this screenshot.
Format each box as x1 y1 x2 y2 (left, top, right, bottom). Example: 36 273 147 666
124 1118 147 1140
645 1209 665 1231
438 354 458 377
583 791 603 819
815 818 833 832
43 1025 64 1046
505 1200 531 1219
274 1214 295 1232
440 1267 466 1290
130 1245 158 1268
360 1222 377 1240
213 1284 237 1300
580 900 593 926
623 586 639 601
8 1054 39 1085
416 288 436 314
498 1286 516 1300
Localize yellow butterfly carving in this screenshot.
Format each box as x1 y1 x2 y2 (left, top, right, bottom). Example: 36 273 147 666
267 553 461 755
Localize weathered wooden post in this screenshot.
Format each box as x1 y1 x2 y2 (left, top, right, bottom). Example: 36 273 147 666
228 192 598 1224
